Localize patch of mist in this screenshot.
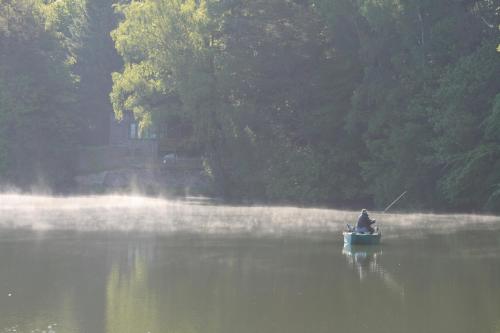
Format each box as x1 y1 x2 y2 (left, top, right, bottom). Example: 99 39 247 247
379 211 500 239
0 193 346 234
0 193 499 235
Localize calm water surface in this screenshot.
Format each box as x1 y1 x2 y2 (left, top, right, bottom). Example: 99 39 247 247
0 195 499 333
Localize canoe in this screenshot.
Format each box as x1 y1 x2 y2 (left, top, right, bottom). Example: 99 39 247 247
343 231 381 245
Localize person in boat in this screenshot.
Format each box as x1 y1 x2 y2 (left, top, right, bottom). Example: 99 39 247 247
356 209 376 234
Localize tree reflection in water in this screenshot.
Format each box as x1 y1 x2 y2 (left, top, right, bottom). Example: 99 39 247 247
106 250 160 333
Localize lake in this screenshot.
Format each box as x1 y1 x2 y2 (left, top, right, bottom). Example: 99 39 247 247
0 194 499 333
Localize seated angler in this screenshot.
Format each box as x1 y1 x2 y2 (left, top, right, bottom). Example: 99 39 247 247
356 209 376 234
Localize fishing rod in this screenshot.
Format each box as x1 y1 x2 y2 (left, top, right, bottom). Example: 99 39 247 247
383 191 407 213
344 190 407 236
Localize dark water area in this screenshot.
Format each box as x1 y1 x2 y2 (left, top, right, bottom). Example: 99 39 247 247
0 195 499 333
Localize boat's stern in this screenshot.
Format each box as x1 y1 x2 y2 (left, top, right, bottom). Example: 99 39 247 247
343 231 353 245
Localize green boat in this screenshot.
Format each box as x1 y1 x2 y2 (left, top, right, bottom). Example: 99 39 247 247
343 231 381 245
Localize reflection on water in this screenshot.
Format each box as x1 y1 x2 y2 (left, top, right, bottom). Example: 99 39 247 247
106 253 160 333
0 194 499 333
342 244 404 296
0 231 498 333
342 244 383 281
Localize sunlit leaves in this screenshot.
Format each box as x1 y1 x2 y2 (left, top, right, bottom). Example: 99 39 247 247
109 0 500 210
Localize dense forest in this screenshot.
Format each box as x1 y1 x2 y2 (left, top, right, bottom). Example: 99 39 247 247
0 0 499 212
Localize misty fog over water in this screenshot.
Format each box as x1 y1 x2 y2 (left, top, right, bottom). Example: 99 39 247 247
1 194 499 235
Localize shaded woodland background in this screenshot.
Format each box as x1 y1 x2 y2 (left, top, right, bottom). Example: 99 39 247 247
0 0 499 212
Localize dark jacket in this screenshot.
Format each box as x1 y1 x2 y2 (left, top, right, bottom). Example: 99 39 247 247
356 213 375 230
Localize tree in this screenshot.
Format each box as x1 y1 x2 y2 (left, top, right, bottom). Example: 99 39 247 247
44 0 123 145
0 0 78 189
110 0 500 211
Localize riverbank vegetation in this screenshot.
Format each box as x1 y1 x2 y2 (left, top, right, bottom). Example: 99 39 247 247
0 0 499 212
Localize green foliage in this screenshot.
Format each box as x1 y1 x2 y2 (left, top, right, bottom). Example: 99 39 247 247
1 0 496 210
338 0 499 211
42 0 87 63
46 0 123 144
0 0 78 189
111 0 363 204
101 0 499 211
431 44 500 211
